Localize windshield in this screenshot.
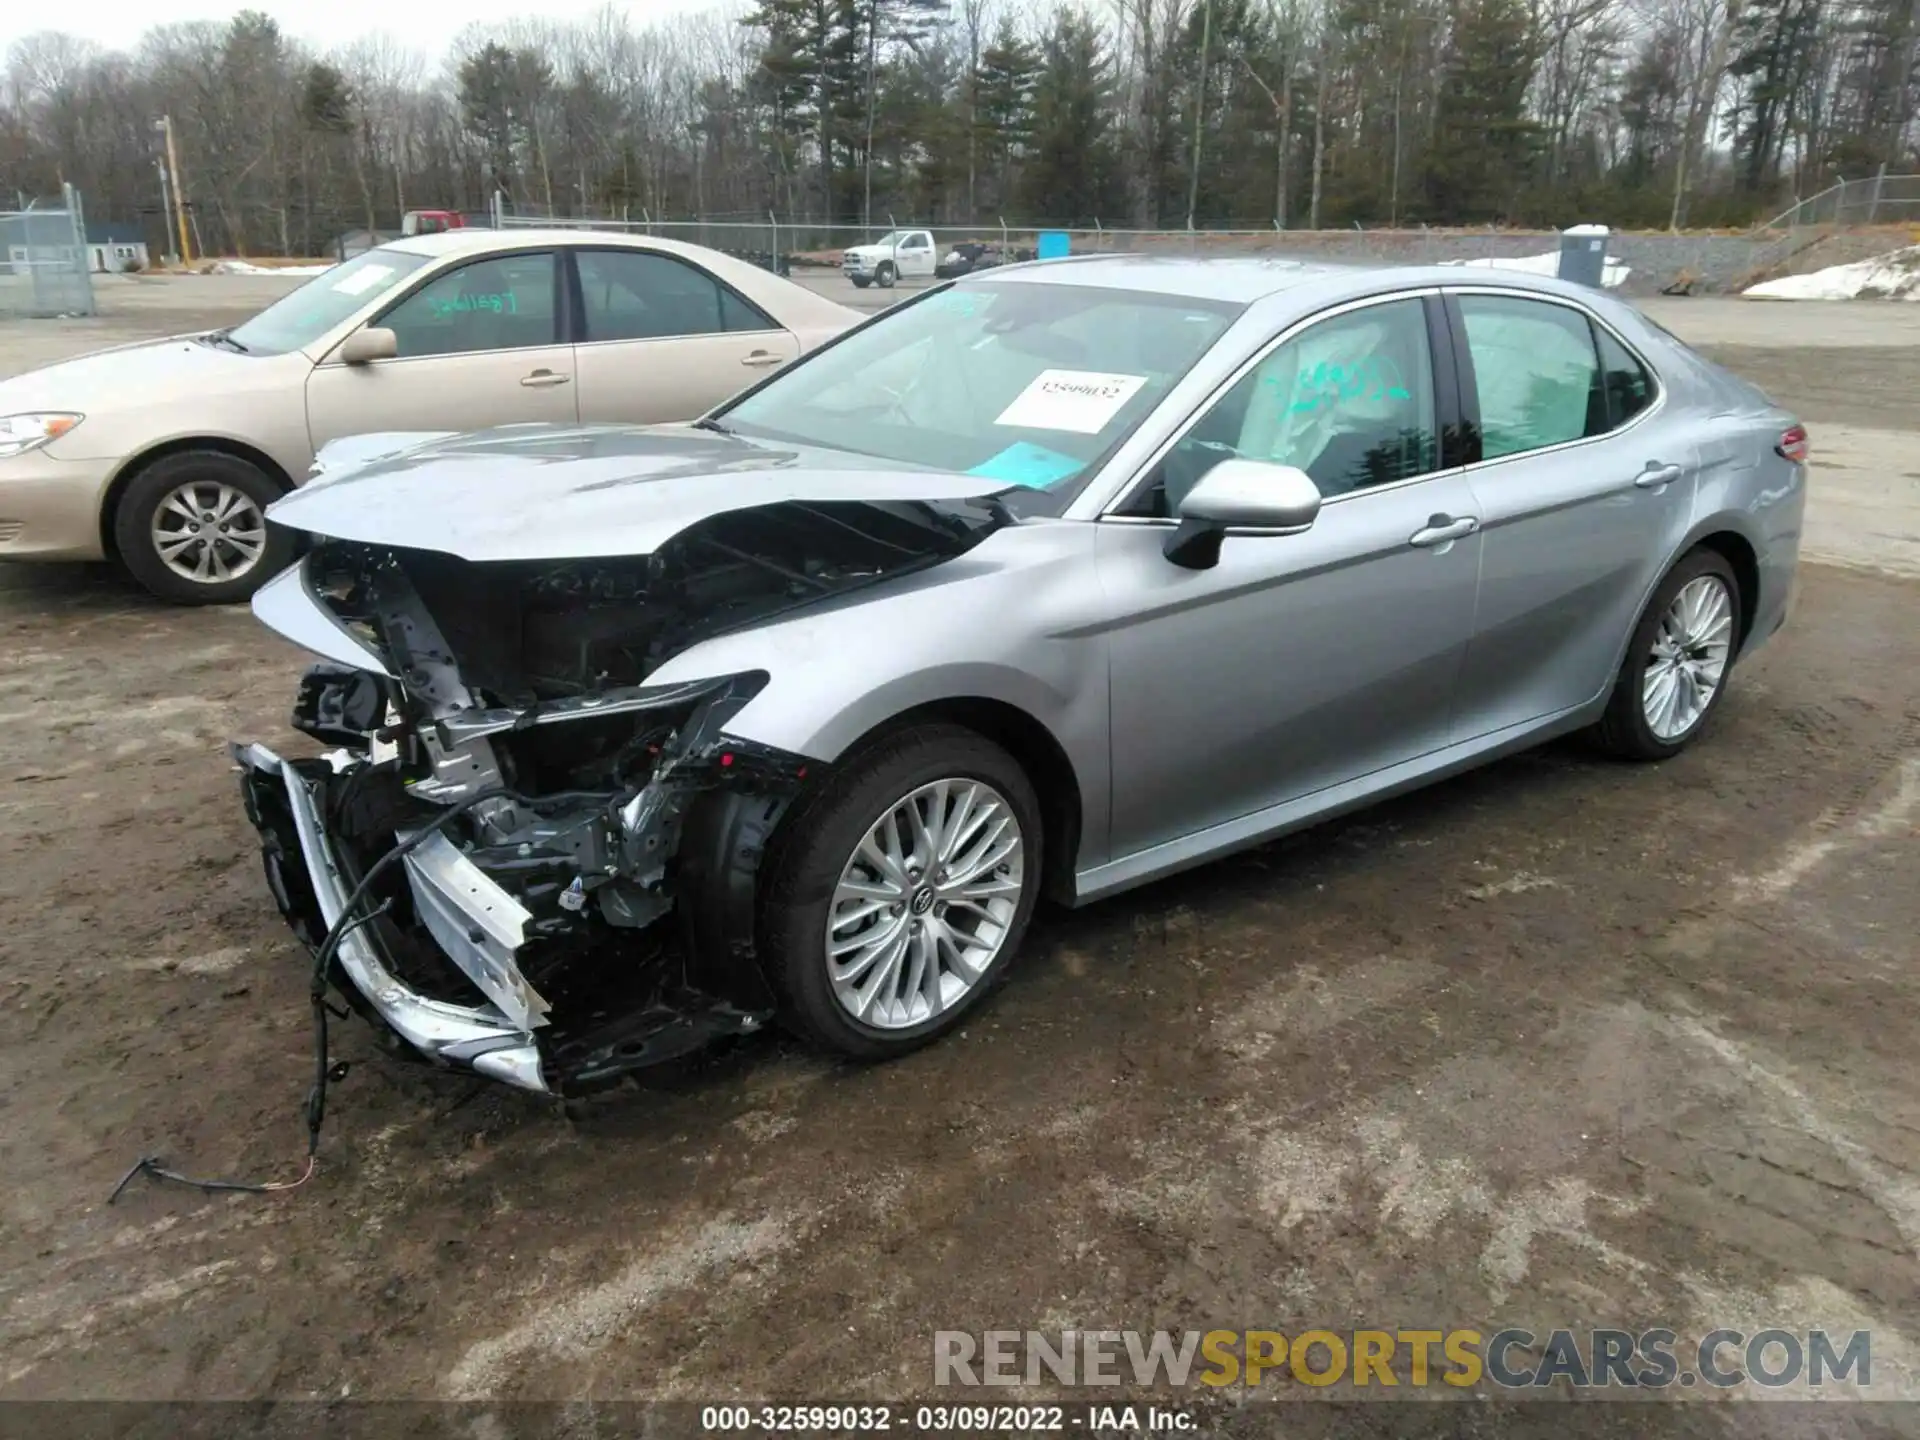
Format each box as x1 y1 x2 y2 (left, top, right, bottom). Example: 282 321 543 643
718 282 1242 506
227 247 431 355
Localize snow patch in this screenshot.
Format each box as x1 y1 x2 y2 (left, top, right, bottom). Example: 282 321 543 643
1744 245 1920 300
208 260 334 277
1442 248 1631 288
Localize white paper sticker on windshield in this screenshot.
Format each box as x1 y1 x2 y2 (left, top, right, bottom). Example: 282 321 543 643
332 264 394 297
994 370 1148 434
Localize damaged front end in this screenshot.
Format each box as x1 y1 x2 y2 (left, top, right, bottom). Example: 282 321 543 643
233 496 993 1094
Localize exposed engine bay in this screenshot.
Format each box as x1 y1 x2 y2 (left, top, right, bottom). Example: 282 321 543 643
233 496 1001 1095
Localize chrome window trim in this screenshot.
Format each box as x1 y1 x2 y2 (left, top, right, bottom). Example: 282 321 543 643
314 344 573 371
570 329 786 352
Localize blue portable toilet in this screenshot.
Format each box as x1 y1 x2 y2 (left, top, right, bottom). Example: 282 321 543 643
1036 230 1070 260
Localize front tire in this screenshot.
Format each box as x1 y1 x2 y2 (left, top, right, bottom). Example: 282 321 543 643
875 261 897 289
113 449 292 604
850 275 872 290
758 723 1043 1060
1592 548 1742 760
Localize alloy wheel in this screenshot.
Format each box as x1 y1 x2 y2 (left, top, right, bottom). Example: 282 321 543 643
1642 574 1734 741
150 480 268 585
823 778 1025 1030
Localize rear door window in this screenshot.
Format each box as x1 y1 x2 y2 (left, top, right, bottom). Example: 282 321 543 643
1456 295 1603 460
1595 325 1656 428
576 249 774 341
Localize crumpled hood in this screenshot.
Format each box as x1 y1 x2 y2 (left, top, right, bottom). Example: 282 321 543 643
268 423 1008 561
0 334 248 410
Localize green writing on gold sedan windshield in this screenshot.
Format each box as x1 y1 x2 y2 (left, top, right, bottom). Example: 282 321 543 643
429 291 520 319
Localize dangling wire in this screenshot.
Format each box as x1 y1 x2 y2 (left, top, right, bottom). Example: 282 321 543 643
109 779 615 1205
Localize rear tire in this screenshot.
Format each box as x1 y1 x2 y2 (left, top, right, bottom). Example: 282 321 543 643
113 449 292 604
758 724 1043 1060
1591 548 1742 761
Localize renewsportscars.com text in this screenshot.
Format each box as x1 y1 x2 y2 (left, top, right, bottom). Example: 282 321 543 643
933 1328 1872 1390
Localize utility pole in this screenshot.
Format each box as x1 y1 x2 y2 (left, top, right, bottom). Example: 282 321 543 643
157 115 192 264
154 158 177 265
1187 0 1215 230
864 1 879 230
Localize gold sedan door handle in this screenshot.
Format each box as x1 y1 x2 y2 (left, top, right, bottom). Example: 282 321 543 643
520 369 571 388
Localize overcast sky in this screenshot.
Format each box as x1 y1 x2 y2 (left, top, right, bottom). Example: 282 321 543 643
1 0 716 61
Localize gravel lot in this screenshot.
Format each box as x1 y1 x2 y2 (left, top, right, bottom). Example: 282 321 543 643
2 272 1918 1431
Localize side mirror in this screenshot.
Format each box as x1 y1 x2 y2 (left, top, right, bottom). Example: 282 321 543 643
1165 459 1322 570
338 326 398 366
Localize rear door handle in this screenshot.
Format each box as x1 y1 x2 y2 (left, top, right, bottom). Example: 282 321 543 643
1635 463 1684 488
740 350 785 368
1409 515 1480 548
520 369 571 388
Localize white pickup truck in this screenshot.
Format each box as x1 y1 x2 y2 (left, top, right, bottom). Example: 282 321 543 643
841 229 937 289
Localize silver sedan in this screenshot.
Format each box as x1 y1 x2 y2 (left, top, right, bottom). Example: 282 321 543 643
234 256 1806 1096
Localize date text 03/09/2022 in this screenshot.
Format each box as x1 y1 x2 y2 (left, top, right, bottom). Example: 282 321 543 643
699 1404 1196 1432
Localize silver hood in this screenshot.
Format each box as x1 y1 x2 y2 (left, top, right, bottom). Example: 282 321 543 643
268 423 1008 562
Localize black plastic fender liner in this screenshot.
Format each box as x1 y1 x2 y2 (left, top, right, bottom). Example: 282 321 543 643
675 786 794 1015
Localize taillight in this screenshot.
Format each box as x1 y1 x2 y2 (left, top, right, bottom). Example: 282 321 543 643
1777 425 1809 463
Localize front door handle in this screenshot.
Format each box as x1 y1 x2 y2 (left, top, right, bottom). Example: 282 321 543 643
1409 515 1480 548
520 369 571 388
1635 463 1684 489
740 350 785 368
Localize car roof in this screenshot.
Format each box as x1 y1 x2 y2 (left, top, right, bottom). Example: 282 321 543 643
385 228 733 261
969 254 1356 303
966 253 1620 310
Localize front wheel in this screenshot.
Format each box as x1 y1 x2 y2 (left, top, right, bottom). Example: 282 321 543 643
758 724 1043 1060
874 261 897 289
113 449 292 604
1592 548 1742 760
849 275 872 290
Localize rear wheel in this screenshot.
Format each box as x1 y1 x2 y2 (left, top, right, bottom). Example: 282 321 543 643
113 449 292 604
1592 548 1742 760
758 724 1042 1059
875 261 897 289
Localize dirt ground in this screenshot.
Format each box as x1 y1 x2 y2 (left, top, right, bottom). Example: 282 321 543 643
2 275 1919 1430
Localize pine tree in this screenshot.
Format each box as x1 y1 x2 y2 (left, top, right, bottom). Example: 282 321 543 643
1727 0 1826 193
972 22 1041 214
743 0 864 219
1423 0 1541 222
1020 10 1122 223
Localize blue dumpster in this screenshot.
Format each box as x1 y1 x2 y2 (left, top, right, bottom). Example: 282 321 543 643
1036 231 1071 261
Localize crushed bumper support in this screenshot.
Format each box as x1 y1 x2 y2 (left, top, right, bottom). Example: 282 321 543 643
234 742 549 1094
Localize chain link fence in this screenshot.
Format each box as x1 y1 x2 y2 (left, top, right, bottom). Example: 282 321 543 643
1755 173 1920 231
494 202 1804 295
0 185 96 319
